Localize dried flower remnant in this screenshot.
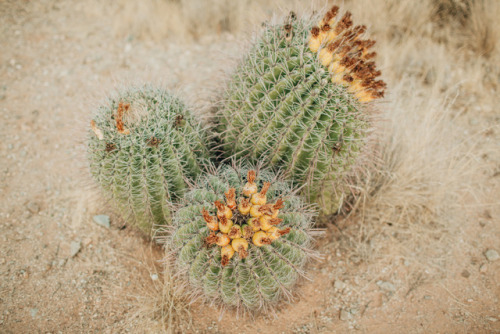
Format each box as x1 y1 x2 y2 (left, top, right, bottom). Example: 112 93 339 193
90 120 104 140
115 102 130 134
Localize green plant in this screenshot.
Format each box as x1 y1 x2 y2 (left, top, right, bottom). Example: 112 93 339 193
87 85 210 233
166 165 316 311
215 7 385 213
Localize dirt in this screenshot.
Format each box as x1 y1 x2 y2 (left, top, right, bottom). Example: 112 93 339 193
1 0 499 333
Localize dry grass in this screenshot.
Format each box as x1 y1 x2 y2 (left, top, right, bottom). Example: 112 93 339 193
90 0 498 331
116 246 192 333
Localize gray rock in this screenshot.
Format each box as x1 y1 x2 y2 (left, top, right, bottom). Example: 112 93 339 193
334 280 347 290
30 308 38 318
93 215 110 228
70 241 81 257
339 309 349 321
26 201 40 214
485 249 499 262
377 281 396 292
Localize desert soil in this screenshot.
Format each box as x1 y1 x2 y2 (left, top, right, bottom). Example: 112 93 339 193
1 0 499 333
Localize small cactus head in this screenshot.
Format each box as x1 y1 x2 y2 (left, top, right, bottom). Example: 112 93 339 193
167 165 316 311
86 85 210 233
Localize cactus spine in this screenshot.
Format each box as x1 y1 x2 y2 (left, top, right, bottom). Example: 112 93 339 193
216 7 385 212
87 86 210 233
167 165 315 311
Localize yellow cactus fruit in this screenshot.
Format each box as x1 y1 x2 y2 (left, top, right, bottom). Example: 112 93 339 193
267 226 291 241
271 199 284 218
221 245 235 267
216 233 231 247
225 187 236 210
232 238 249 259
251 182 271 205
252 231 272 247
241 224 254 239
248 217 262 232
242 170 258 197
228 225 242 239
202 208 219 231
215 200 233 220
219 216 233 234
250 205 262 218
238 197 251 215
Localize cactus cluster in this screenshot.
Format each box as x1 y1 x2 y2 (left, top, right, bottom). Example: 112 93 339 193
168 165 315 310
87 5 385 312
215 7 385 211
87 86 210 233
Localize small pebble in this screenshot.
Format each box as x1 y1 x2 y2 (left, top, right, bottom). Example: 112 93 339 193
151 273 158 281
339 309 349 321
334 280 347 290
479 264 487 273
30 308 38 318
377 281 396 292
26 201 40 214
485 249 499 262
461 270 470 278
93 215 110 228
70 241 81 257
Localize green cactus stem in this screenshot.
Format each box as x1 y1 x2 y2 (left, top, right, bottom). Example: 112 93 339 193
166 165 316 311
87 85 210 233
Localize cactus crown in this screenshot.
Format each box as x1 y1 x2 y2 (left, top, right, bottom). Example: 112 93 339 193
167 165 316 311
203 170 292 267
87 85 210 232
309 6 386 102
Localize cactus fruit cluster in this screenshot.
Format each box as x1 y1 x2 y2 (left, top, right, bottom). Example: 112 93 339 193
86 5 385 312
168 165 315 310
216 7 385 211
87 86 210 233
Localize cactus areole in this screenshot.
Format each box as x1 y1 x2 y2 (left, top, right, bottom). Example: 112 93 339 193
168 165 315 310
216 6 386 211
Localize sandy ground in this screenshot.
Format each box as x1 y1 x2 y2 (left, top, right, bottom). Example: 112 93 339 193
1 0 499 333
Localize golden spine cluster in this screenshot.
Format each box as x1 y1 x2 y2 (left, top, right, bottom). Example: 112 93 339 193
203 170 291 267
308 6 386 103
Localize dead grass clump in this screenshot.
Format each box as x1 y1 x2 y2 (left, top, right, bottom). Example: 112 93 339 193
338 76 483 274
118 247 192 333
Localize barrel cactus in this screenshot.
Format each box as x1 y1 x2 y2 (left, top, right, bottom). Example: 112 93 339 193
215 6 386 213
87 85 210 233
167 165 316 311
